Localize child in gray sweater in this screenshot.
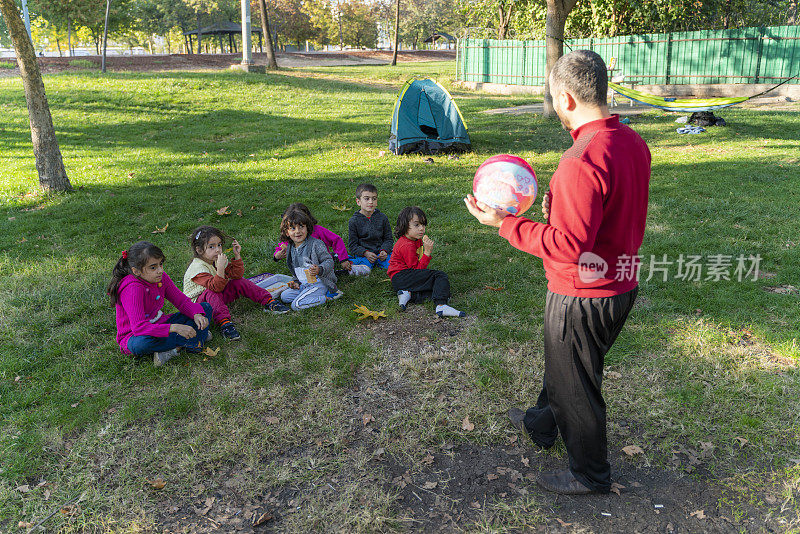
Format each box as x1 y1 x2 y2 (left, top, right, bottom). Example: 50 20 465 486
280 209 340 310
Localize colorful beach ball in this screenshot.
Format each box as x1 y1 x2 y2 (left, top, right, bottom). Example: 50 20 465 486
472 154 538 216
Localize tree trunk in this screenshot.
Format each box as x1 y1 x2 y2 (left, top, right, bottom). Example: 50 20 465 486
497 2 512 40
722 0 732 29
258 0 278 69
543 0 578 118
55 35 62 56
391 0 400 65
68 19 72 56
196 13 202 54
337 1 343 50
0 0 71 192
788 0 798 24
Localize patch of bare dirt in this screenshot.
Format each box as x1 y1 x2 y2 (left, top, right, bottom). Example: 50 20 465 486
0 50 456 78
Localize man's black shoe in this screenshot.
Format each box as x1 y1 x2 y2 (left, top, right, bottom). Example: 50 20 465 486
507 407 528 434
537 469 597 495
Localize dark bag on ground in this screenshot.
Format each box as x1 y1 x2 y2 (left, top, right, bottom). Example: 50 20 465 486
690 111 726 127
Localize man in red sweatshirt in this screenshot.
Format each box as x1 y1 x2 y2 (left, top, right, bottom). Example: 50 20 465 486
465 50 651 495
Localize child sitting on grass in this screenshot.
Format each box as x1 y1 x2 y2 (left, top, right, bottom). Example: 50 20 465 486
273 202 351 288
387 206 465 317
280 209 339 310
183 226 289 341
109 241 212 367
347 183 393 275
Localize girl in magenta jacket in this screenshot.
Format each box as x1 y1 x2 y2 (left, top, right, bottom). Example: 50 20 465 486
108 241 212 367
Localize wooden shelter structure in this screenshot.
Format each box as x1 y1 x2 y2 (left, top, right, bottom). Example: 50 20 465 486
184 22 263 54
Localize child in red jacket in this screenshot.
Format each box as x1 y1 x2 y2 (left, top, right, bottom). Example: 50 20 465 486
387 206 465 317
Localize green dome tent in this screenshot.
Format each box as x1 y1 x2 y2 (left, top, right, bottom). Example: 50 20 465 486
389 79 471 155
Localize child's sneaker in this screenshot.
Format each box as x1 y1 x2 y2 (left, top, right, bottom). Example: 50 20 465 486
153 348 179 367
264 300 291 314
349 264 371 276
436 304 466 318
221 322 241 340
326 289 344 300
397 290 411 310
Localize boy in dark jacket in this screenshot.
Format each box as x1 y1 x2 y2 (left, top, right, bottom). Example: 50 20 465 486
347 183 393 275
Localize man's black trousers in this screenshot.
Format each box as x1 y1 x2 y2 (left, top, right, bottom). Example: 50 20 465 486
390 269 451 305
523 287 638 493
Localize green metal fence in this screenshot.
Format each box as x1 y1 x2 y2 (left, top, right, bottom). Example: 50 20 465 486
457 25 800 85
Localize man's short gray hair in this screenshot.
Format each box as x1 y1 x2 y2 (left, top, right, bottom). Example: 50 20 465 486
550 50 608 107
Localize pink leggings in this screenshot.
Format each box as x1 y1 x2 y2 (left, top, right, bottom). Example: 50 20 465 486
195 278 273 324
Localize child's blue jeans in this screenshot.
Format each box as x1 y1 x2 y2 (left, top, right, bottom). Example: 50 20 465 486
280 282 328 310
127 303 212 355
351 253 391 270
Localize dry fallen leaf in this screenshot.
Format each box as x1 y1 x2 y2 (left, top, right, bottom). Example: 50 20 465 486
487 473 499 481
556 518 574 527
60 504 80 516
521 456 530 467
605 370 622 379
421 454 435 465
734 437 749 447
610 482 626 495
201 346 220 357
622 445 644 456
462 415 475 431
353 304 386 321
151 223 169 234
18 521 34 529
265 416 279 425
690 510 706 519
236 210 243 217
16 485 30 493
362 413 375 426
372 447 385 459
253 512 273 526
147 478 166 490
470 501 481 509
422 481 438 490
44 489 51 500
484 285 505 291
14 376 21 382
331 203 350 212
198 496 215 515
216 206 231 216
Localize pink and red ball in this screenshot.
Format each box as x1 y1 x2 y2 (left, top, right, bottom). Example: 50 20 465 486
472 154 538 216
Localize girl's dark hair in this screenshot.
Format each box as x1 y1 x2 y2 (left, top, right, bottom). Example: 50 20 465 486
189 225 226 259
107 241 166 305
280 209 315 241
395 206 427 238
282 203 318 226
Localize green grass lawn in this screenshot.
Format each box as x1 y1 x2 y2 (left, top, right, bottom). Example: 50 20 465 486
1 61 799 531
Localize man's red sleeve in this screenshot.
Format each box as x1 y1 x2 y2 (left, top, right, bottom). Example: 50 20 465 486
498 158 605 264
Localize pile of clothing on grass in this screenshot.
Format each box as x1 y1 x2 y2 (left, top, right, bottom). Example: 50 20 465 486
675 111 727 134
